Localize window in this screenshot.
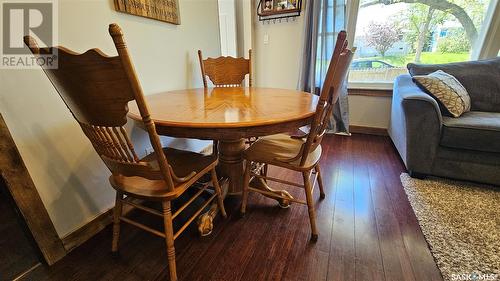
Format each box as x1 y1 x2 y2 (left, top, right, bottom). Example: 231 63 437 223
348 0 498 86
315 0 346 88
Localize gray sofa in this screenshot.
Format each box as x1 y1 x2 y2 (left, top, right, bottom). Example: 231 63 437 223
389 58 500 185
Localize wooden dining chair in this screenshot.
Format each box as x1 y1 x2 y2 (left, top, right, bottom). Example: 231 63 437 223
198 49 253 87
25 23 226 281
198 49 255 145
240 31 354 241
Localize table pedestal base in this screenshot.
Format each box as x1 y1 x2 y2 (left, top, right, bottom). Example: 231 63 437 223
218 139 246 195
252 177 293 208
196 139 245 236
195 138 297 236
249 162 292 208
196 177 229 236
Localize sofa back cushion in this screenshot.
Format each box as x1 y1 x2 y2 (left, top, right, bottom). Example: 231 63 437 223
407 58 500 112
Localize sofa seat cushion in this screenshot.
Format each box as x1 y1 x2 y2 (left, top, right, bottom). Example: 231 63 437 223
441 111 500 153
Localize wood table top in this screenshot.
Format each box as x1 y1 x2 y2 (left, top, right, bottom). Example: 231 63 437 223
128 87 318 128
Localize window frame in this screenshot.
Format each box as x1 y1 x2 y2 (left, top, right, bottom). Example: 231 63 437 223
345 0 500 90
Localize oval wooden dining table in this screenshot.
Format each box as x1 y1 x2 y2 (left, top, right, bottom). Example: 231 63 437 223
128 87 318 233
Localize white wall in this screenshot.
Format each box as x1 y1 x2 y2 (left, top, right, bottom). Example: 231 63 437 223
251 2 391 129
348 95 392 128
235 0 253 58
218 0 237 56
253 16 304 89
0 0 220 237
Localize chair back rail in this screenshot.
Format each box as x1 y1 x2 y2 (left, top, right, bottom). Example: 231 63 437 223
24 24 180 189
300 31 354 166
276 31 354 167
301 32 354 166
198 50 253 87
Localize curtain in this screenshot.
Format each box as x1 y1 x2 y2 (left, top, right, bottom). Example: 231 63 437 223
298 0 349 134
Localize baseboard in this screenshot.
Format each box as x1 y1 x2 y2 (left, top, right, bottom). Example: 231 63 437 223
61 199 138 252
61 209 113 252
349 125 388 136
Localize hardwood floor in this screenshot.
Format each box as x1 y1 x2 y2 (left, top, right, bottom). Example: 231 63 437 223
21 134 443 281
0 177 41 280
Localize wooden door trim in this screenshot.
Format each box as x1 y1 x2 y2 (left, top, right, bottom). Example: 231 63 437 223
0 113 67 265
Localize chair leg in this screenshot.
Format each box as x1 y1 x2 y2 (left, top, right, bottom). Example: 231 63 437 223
111 191 123 254
315 164 326 199
162 201 178 281
211 168 227 218
303 170 318 242
262 163 268 179
240 160 252 216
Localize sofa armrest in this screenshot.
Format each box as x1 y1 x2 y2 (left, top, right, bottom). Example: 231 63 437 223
389 74 442 174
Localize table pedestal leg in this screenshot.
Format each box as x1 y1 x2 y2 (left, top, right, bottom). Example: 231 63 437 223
217 139 246 195
197 178 228 237
250 163 292 208
196 139 245 236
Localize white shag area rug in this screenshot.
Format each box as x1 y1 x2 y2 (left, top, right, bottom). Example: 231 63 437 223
400 173 499 281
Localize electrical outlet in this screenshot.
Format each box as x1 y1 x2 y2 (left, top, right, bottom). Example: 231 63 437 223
264 33 269 45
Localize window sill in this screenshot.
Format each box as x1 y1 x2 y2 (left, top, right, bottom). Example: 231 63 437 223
348 81 393 90
348 88 393 97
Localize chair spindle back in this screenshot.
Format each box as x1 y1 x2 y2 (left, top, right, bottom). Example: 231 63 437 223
24 23 176 190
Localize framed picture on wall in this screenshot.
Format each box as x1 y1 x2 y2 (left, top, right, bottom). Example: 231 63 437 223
263 0 273 12
257 0 302 21
113 0 181 25
276 0 287 10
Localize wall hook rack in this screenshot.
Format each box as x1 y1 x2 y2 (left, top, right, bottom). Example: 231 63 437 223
257 0 302 23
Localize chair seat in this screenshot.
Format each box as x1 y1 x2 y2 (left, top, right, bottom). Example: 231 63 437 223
441 111 500 153
243 134 322 170
109 147 217 199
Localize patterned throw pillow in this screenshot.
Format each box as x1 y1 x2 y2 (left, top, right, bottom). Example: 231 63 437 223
412 70 471 118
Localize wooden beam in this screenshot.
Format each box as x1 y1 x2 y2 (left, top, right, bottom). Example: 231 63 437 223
0 113 67 265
